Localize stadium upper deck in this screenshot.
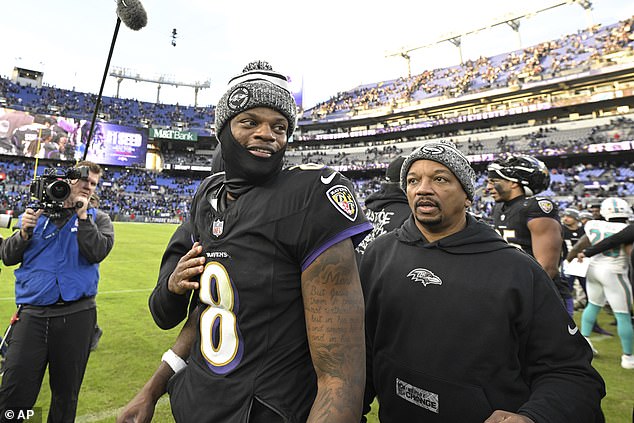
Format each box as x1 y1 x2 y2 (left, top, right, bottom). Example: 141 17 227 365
1 15 633 144
299 15 634 124
0 12 632 189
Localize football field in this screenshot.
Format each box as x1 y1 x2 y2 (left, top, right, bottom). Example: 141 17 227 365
0 222 631 422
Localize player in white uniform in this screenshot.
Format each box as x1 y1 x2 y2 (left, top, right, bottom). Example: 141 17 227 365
575 198 633 369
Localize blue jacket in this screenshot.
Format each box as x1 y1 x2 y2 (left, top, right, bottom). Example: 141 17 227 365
14 209 99 305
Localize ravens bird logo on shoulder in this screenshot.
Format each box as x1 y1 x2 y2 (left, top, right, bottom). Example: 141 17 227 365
538 199 554 214
326 185 358 221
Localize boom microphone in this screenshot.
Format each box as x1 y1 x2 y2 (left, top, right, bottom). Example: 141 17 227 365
116 0 148 31
84 0 147 159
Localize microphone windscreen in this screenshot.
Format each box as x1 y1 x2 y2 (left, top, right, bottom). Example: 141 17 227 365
116 0 148 31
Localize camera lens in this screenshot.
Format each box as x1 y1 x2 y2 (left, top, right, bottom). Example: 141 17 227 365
46 180 71 201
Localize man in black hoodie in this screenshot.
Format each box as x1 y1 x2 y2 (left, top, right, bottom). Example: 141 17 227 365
359 140 605 423
356 156 410 256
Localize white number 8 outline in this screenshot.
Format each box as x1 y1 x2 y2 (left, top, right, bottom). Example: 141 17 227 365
199 261 243 373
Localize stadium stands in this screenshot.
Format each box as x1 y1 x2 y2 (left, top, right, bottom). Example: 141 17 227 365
299 16 634 122
1 14 633 221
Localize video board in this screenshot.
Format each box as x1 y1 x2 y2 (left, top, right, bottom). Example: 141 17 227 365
0 108 148 166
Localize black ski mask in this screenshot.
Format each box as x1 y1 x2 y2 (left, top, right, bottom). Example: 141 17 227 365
219 127 286 197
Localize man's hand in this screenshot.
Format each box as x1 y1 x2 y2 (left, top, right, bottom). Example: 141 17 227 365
168 242 204 295
20 208 44 240
116 389 157 423
74 194 90 220
576 252 586 263
117 311 197 422
484 410 535 423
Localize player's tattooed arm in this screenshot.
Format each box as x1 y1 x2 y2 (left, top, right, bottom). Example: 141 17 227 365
117 308 199 423
302 238 365 423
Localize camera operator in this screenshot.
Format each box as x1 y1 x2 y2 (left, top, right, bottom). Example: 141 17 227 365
0 161 114 423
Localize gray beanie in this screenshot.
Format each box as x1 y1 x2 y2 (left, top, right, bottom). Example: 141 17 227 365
562 208 580 220
214 60 297 139
400 140 476 200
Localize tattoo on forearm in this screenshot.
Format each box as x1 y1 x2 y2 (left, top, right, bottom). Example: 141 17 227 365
303 241 365 422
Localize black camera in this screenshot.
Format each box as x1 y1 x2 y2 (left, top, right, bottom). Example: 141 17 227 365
29 166 90 213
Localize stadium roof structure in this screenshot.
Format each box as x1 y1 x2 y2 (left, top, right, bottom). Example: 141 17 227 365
109 66 211 107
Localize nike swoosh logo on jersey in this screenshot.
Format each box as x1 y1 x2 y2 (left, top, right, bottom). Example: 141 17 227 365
568 325 579 335
320 172 336 184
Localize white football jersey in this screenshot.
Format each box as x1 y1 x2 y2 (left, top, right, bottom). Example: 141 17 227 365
584 220 629 272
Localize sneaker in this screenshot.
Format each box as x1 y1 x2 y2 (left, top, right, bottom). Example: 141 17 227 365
90 326 103 351
584 337 598 355
622 354 634 370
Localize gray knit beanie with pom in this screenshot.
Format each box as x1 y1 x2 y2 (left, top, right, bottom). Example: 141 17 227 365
214 60 297 139
400 140 476 200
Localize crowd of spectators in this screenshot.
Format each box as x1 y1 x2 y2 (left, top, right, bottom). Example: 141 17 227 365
1 15 632 135
304 15 634 121
285 116 634 171
0 78 215 136
0 140 632 223
0 159 196 222
162 151 214 167
0 14 632 224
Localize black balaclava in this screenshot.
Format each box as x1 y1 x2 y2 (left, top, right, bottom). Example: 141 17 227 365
219 127 286 197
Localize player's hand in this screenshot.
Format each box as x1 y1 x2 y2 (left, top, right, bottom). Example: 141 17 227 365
484 410 535 423
576 252 586 263
20 208 43 240
116 390 157 423
168 242 204 295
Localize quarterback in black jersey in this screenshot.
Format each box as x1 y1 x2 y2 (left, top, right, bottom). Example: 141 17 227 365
487 155 572 314
118 61 371 423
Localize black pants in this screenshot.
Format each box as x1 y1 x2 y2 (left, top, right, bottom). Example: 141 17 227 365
0 307 96 423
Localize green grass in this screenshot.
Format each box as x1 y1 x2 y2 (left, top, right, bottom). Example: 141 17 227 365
0 222 632 422
0 222 183 422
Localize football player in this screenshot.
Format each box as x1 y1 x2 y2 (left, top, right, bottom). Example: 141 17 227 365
562 207 612 335
117 61 372 423
562 208 587 304
486 155 572 315
566 198 634 369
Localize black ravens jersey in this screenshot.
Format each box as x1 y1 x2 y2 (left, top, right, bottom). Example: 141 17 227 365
491 195 570 301
562 224 584 258
491 195 559 257
166 164 372 423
